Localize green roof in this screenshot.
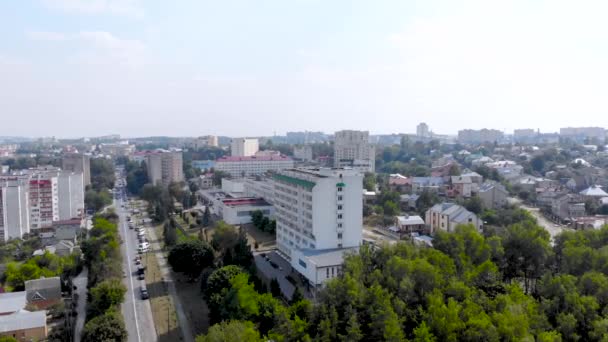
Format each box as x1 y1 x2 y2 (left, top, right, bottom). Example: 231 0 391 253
336 182 346 187
273 174 315 190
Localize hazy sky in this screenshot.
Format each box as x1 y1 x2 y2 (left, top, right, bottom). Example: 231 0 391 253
2 0 608 138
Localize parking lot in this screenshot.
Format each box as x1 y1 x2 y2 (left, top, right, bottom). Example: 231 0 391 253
253 250 295 300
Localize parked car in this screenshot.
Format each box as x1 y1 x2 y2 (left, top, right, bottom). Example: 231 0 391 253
140 287 149 300
138 273 145 280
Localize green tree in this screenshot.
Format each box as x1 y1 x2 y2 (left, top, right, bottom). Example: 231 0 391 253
82 310 127 342
168 240 215 279
196 320 263 342
163 221 177 246
88 279 127 318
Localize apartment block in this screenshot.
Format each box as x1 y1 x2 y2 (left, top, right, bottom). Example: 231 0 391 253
273 168 362 287
560 127 606 141
334 130 375 172
214 155 294 178
146 149 185 186
0 176 30 241
62 153 91 186
231 138 259 157
57 171 85 221
458 129 504 144
28 172 59 230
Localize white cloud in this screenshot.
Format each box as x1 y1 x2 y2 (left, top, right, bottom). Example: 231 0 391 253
41 0 143 17
26 30 69 41
26 30 146 67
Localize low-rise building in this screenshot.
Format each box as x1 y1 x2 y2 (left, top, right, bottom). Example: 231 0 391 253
218 198 273 225
388 174 411 193
478 181 508 209
0 310 47 341
425 203 483 234
411 177 444 194
392 215 425 238
448 175 478 198
25 277 62 310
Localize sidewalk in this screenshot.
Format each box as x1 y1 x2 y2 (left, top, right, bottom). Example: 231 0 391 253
147 226 194 342
73 268 88 342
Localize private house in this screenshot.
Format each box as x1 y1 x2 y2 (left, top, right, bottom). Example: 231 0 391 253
478 181 508 209
25 277 62 310
447 176 478 198
0 310 47 341
389 215 426 238
411 177 444 194
388 174 411 193
550 194 586 223
425 203 483 234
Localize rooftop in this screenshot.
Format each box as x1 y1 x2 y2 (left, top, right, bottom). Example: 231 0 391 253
580 185 608 197
221 197 271 207
216 155 292 162
0 291 26 314
396 215 425 226
299 247 358 267
0 310 46 332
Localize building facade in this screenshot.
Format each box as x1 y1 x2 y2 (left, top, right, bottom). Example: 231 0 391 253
62 153 90 186
333 130 375 172
214 156 294 178
273 168 362 258
231 138 259 157
458 129 504 144
425 203 482 233
0 177 30 241
57 171 84 221
146 149 184 186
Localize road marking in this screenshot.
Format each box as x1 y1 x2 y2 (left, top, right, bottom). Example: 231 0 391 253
120 199 142 342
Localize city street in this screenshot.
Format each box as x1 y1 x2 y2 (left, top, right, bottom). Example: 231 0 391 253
116 197 157 342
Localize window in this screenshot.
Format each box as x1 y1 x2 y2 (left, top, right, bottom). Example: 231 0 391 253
338 214 342 219
338 223 342 228
338 233 342 239
338 243 343 248
338 195 343 201
337 205 342 210
326 268 329 278
337 187 343 192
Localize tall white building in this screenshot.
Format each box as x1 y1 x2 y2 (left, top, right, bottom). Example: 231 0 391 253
57 172 85 221
214 156 294 178
334 130 375 172
231 138 259 157
62 153 91 186
273 168 363 288
0 177 30 241
417 122 430 138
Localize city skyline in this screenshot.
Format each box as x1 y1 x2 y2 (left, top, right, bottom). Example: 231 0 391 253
2 1 608 137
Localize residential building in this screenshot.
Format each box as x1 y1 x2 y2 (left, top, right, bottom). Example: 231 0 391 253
214 155 294 178
550 194 586 223
0 292 26 315
513 129 538 143
62 153 90 186
333 130 375 172
0 310 47 341
146 149 184 186
98 142 136 156
417 122 431 138
411 177 444 194
196 174 214 190
478 181 508 209
231 138 259 157
293 145 313 162
425 203 483 234
560 127 606 141
458 129 504 144
391 215 426 238
191 135 218 148
388 174 411 193
57 171 84 220
25 277 61 310
448 175 478 198
0 177 30 241
580 185 608 199
273 168 362 288
28 172 59 230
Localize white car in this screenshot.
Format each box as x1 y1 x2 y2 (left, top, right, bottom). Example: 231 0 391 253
139 242 150 249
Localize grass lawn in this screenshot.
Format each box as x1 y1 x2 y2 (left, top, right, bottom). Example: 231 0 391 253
153 224 211 337
143 240 182 342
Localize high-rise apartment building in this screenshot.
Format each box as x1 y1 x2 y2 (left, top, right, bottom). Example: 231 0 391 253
560 127 606 141
57 172 85 221
62 153 91 187
146 149 184 186
231 138 259 157
28 172 59 230
333 130 375 172
273 168 362 287
0 177 30 241
417 122 430 138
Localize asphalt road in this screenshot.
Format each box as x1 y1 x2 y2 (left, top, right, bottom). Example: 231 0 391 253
117 197 157 342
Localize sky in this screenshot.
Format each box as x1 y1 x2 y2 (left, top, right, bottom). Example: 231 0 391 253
2 0 608 138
